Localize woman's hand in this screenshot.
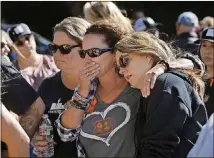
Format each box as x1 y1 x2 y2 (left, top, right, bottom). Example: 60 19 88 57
140 63 166 98
78 60 100 97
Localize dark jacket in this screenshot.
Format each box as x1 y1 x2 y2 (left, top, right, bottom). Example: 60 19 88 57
172 32 199 55
135 71 208 158
204 78 214 117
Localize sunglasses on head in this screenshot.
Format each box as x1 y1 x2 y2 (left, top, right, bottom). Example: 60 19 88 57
78 48 114 59
14 35 31 46
118 54 131 68
48 43 81 55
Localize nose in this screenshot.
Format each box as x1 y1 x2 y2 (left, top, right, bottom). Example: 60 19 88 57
84 54 91 60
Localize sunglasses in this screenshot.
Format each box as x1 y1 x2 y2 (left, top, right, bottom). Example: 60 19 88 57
15 36 31 46
118 54 131 68
78 48 114 58
49 43 81 55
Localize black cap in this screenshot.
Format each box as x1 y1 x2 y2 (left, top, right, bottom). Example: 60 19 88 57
7 23 32 42
194 27 214 44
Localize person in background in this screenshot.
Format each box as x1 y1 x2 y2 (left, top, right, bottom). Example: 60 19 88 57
173 11 200 55
129 9 145 25
83 1 133 32
2 23 53 61
199 16 214 37
194 27 214 117
31 17 91 158
1 30 12 59
134 16 163 38
200 16 214 30
1 33 46 156
7 23 59 90
187 113 214 158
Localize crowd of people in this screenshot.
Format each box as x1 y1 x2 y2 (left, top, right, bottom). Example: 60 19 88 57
1 1 214 158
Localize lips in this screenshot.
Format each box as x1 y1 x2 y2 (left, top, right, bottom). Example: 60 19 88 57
203 57 213 62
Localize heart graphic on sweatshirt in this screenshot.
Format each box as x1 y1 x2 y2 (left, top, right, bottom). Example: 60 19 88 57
80 102 131 146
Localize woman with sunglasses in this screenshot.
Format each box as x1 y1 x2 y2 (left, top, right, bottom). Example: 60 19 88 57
55 20 205 158
7 23 59 90
31 17 92 158
115 32 207 158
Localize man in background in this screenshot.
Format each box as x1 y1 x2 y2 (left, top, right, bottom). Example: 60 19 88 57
173 11 200 55
8 23 59 90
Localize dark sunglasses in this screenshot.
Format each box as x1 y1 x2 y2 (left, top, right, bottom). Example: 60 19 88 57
49 43 81 55
15 36 31 46
118 54 131 68
78 48 114 58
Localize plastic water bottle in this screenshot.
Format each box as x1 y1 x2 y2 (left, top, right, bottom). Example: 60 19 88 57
33 114 54 157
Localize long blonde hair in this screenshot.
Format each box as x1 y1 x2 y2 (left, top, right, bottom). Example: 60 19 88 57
83 2 133 32
115 32 205 98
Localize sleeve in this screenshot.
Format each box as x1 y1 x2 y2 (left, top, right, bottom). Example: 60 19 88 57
54 78 98 142
55 112 81 142
140 83 190 157
1 56 39 115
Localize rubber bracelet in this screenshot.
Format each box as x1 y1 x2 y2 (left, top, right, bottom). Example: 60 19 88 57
66 100 88 110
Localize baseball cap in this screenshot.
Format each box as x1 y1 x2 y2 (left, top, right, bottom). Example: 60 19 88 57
134 17 162 32
194 27 214 44
177 11 199 27
8 23 32 42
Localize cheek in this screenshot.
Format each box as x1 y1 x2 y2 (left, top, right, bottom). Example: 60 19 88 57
128 61 148 76
69 53 85 65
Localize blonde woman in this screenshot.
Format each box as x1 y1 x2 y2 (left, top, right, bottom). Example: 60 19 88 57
115 32 208 158
31 17 91 158
83 2 133 32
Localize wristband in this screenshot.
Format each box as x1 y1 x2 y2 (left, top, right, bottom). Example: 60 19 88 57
66 99 89 110
66 79 99 110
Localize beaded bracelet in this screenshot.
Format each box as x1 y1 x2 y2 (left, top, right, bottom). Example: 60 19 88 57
66 99 89 110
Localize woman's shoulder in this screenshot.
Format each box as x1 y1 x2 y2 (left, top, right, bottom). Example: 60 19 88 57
154 70 191 95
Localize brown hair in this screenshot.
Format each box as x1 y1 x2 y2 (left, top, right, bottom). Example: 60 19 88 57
54 17 91 44
85 20 133 48
115 32 205 98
